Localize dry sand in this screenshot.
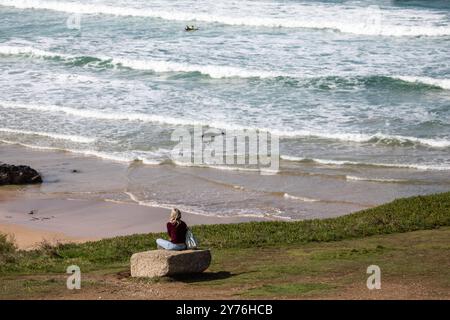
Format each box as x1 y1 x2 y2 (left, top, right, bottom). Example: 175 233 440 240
0 222 86 250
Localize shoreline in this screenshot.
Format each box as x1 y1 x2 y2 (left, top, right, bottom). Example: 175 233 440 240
1 140 449 250
0 196 265 250
1 191 449 299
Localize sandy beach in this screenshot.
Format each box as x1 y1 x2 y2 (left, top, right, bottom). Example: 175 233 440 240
0 196 264 250
1 139 449 250
0 222 85 250
0 142 272 249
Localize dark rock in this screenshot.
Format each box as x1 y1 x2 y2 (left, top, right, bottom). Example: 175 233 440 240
0 164 43 185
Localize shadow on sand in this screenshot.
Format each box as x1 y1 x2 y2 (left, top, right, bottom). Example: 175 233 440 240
117 270 247 283
169 271 239 283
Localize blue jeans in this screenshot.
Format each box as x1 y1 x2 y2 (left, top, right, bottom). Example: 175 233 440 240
156 238 186 251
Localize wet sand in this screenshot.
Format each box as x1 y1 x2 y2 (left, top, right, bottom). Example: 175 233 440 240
0 143 268 249
1 141 449 249
0 197 266 250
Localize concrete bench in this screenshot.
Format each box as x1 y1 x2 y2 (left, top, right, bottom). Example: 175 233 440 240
130 249 211 278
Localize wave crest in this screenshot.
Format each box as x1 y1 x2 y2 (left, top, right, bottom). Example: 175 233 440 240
280 155 450 171
1 0 450 37
1 101 449 150
0 45 279 79
0 128 95 143
2 45 449 91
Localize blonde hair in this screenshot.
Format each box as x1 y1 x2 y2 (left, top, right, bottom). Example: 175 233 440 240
169 208 182 225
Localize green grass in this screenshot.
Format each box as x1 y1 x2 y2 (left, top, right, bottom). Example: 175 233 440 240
1 227 450 298
0 191 449 276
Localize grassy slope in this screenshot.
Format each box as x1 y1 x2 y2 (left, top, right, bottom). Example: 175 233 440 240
0 191 449 299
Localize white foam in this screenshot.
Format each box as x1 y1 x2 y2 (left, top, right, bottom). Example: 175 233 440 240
170 159 268 173
113 57 279 79
280 155 306 162
280 155 450 171
394 76 450 90
0 100 197 125
1 0 449 37
0 138 164 164
0 45 70 59
0 128 95 143
0 100 263 135
2 101 449 149
283 193 319 202
124 191 290 220
3 45 450 88
52 73 100 84
0 45 281 79
278 131 450 148
345 176 405 183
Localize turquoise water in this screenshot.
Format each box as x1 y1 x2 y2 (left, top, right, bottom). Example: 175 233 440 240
0 0 449 218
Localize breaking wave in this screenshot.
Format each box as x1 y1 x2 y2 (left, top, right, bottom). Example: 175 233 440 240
280 155 450 171
0 45 282 79
0 128 95 143
1 45 449 90
1 0 450 37
1 100 449 149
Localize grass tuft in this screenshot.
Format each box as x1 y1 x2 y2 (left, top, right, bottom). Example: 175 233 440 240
0 233 17 264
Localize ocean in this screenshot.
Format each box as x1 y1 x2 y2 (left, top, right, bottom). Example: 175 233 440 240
0 0 449 219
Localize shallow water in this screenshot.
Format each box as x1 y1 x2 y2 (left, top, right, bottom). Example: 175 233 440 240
0 0 449 218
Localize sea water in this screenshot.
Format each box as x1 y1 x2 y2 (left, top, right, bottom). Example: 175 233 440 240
0 0 449 219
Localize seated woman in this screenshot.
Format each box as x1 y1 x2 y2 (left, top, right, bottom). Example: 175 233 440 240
156 208 187 251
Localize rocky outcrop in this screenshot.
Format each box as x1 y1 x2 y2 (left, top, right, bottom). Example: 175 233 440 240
0 164 42 185
130 249 211 278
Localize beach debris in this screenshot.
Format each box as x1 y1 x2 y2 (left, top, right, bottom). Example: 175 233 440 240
28 210 36 215
71 169 79 173
131 249 211 278
0 164 43 185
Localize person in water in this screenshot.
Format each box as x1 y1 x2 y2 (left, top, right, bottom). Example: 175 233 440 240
185 25 198 31
156 208 187 250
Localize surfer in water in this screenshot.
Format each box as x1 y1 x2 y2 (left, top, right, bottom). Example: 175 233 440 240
185 25 199 31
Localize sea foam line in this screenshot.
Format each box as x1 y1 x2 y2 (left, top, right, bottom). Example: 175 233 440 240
2 45 450 89
394 76 450 90
280 155 450 171
1 100 449 149
0 128 95 143
283 193 320 202
1 138 449 173
345 176 406 183
124 191 292 220
1 0 449 37
0 139 163 164
0 45 280 79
